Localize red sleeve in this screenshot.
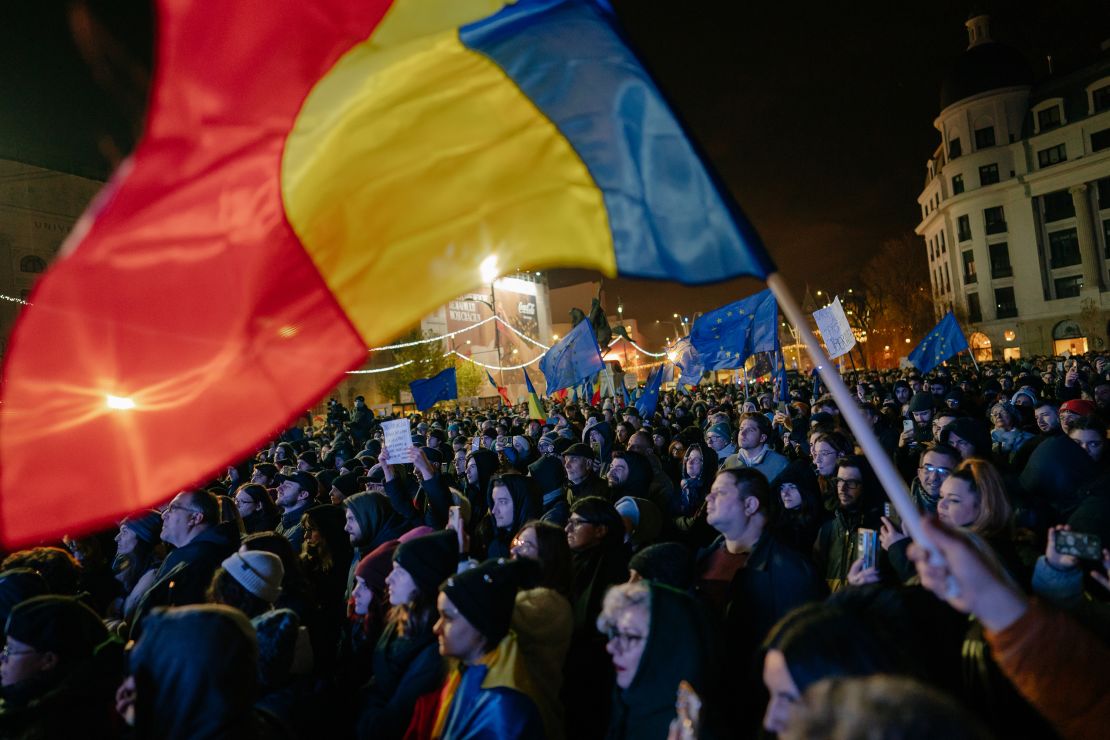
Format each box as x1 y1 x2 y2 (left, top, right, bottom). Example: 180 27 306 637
403 686 444 740
986 601 1110 740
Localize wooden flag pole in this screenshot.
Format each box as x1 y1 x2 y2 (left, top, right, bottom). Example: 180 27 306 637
767 273 941 561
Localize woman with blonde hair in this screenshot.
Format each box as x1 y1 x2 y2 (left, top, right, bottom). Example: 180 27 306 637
936 458 1024 582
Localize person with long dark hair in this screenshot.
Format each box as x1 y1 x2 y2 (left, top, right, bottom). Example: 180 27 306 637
233 483 280 534
772 461 825 555
356 531 458 739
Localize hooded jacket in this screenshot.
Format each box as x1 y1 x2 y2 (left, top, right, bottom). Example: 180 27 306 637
131 605 274 739
607 451 654 502
345 492 409 595
606 583 711 740
583 421 615 470
478 474 543 560
465 449 501 528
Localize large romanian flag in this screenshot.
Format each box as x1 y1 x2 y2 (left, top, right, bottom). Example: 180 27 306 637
0 0 774 544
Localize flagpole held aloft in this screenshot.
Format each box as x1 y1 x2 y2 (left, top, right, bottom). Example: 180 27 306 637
766 273 948 577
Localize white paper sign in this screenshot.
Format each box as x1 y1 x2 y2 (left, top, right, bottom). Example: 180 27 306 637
381 419 414 464
812 297 856 359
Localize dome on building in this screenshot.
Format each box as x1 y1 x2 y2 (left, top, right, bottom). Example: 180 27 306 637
939 15 1034 110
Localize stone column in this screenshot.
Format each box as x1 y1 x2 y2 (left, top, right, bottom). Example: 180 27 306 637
1069 184 1103 291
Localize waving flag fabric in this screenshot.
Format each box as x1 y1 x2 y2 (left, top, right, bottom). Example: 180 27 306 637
690 289 778 370
908 312 969 375
410 368 458 411
486 371 512 407
539 319 605 393
670 337 704 389
0 0 775 545
523 369 546 421
635 365 665 418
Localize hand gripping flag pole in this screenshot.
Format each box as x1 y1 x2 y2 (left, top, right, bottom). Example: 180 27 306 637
766 273 948 579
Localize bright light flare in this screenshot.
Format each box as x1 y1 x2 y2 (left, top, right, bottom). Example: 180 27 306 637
106 395 136 410
479 255 499 284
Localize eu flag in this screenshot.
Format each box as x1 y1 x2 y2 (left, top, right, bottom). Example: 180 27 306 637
690 290 778 370
635 365 665 418
539 318 605 392
409 368 458 411
670 337 704 388
908 312 969 375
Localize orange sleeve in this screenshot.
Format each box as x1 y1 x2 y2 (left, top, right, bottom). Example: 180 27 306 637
986 601 1110 740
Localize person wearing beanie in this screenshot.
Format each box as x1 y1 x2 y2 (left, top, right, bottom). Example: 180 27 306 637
1059 398 1096 432
529 453 570 526
251 608 303 729
0 570 48 629
941 417 993 461
206 551 284 618
337 540 399 691
356 530 458 738
628 542 694 591
562 443 610 508
111 511 166 621
704 421 736 463
0 595 122 739
562 496 630 739
329 471 362 503
895 392 938 479
405 559 542 739
275 470 318 553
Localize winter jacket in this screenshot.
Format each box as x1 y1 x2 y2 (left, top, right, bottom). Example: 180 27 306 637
513 588 573 740
358 621 443 739
814 506 883 592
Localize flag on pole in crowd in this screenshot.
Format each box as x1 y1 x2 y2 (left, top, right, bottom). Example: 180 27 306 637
812 368 822 399
620 380 632 408
523 368 546 421
0 0 776 545
811 296 856 359
907 312 970 375
689 289 778 370
409 368 458 411
486 371 512 407
635 365 665 418
539 317 605 393
670 336 704 389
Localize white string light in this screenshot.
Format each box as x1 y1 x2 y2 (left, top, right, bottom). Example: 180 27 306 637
446 350 543 371
607 335 667 358
367 316 497 351
0 293 30 306
495 317 551 349
346 360 416 374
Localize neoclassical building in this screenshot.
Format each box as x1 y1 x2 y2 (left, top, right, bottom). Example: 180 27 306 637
916 14 1110 360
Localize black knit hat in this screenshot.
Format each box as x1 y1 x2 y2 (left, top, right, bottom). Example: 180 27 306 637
629 543 693 591
441 558 525 647
552 437 575 455
0 569 48 627
393 531 458 595
122 509 163 545
5 595 107 663
908 392 935 413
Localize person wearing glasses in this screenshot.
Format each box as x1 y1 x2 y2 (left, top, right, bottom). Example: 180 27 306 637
128 490 239 637
0 595 119 738
597 580 711 739
813 455 883 593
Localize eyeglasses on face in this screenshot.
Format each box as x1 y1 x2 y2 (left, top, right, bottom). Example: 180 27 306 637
565 518 595 530
510 537 536 551
603 626 646 652
918 464 952 477
833 478 862 490
163 503 202 516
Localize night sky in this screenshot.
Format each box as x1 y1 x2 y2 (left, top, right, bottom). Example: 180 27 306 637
3 1 1108 345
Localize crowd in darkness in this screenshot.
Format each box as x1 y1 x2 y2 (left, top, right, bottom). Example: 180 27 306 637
0 353 1108 739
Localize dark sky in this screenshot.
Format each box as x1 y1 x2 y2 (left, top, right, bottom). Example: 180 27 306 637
3 1 1108 346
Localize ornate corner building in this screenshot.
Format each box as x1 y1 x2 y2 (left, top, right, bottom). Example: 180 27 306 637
917 14 1110 360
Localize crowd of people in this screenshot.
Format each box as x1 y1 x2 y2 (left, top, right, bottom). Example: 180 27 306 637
0 353 1108 739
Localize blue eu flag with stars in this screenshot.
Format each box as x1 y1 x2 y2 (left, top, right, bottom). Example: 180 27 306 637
409 367 458 411
908 312 969 375
690 289 778 370
635 365 664 418
539 318 605 393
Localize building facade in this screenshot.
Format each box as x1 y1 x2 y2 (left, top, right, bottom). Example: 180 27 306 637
916 15 1110 360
